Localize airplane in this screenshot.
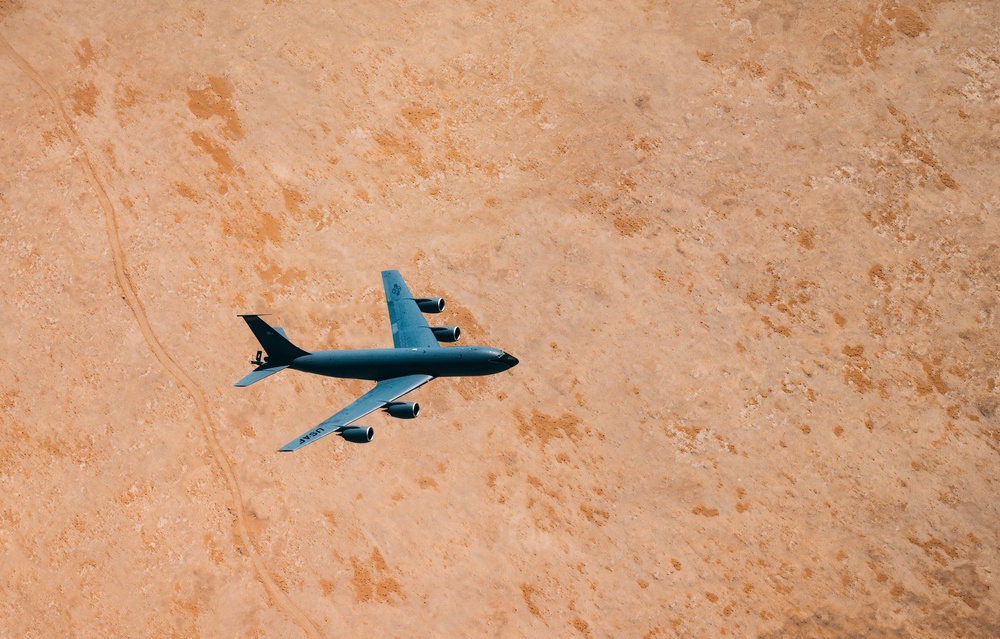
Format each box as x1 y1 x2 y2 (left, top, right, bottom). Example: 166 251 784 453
235 270 519 451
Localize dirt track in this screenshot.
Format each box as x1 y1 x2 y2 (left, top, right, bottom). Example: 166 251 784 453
1 2 998 637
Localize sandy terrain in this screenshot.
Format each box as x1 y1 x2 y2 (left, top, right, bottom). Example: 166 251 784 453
1 1 998 637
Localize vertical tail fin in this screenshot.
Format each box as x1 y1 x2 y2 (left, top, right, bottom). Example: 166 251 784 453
238 314 310 364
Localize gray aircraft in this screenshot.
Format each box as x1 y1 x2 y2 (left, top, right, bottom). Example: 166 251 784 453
235 270 519 451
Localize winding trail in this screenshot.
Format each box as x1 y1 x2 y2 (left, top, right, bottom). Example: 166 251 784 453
0 35 321 639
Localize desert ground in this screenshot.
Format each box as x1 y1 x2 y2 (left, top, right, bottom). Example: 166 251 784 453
1 1 998 637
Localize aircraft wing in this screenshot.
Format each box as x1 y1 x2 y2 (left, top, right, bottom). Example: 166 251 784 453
382 270 440 349
278 374 434 451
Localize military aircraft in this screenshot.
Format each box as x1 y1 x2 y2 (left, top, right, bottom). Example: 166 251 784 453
235 270 519 451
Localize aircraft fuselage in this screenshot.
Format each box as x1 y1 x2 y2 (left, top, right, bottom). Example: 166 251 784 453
290 346 518 381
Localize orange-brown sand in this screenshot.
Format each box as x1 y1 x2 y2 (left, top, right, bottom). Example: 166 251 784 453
1 1 998 637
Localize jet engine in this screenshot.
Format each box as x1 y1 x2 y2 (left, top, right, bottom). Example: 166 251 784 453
385 402 420 419
339 426 373 443
431 326 461 342
415 297 445 313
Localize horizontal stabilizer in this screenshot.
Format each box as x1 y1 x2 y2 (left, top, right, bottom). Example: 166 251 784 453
234 364 288 387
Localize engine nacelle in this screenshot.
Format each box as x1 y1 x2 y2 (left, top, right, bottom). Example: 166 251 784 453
385 402 420 419
339 426 373 443
431 326 461 342
415 297 445 313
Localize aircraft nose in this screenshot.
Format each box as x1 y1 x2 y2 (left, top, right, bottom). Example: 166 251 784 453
490 352 519 368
